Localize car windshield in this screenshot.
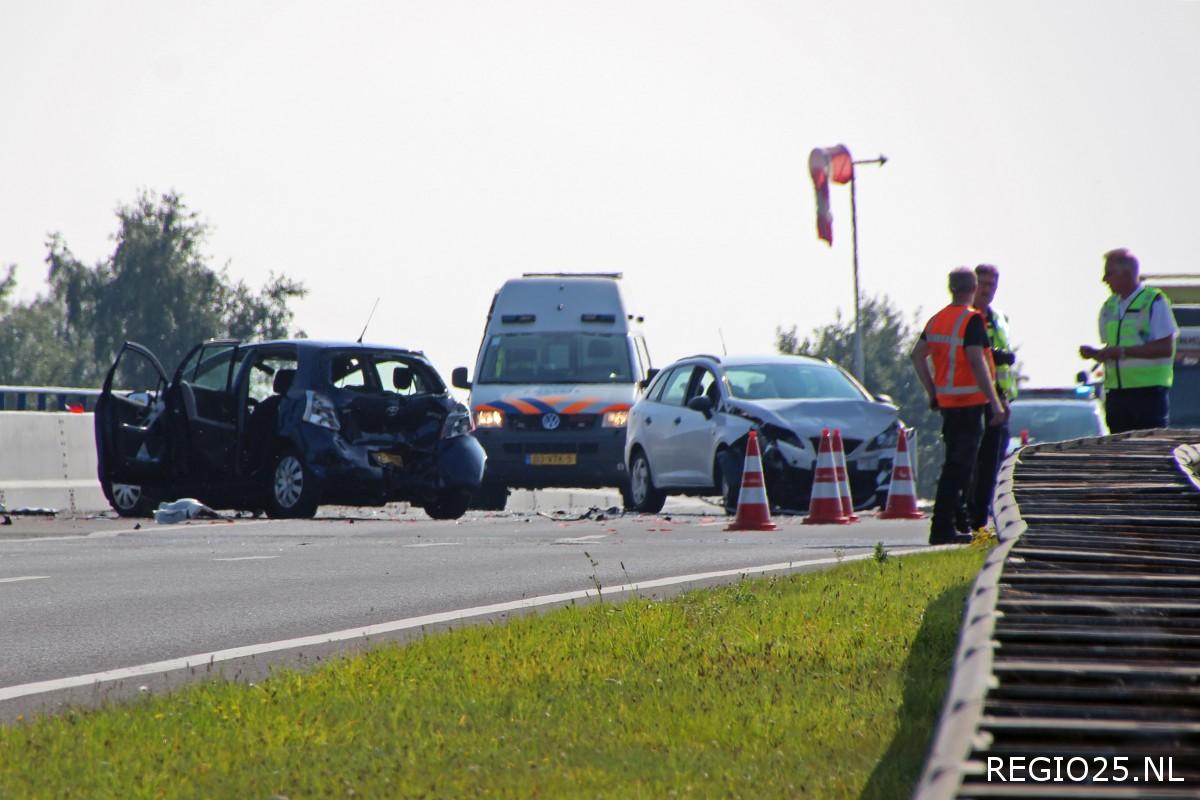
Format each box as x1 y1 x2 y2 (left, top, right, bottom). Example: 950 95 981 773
724 363 867 401
1009 402 1103 442
477 333 632 384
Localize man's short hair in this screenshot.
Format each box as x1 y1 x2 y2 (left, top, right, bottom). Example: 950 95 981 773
1104 248 1139 275
975 263 999 278
948 267 977 293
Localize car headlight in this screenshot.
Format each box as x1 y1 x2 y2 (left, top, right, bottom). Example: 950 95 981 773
866 422 902 451
761 423 802 447
602 410 629 428
303 391 340 431
475 408 504 428
442 409 474 439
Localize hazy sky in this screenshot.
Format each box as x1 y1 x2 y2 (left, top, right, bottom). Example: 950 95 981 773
3 1 1198 392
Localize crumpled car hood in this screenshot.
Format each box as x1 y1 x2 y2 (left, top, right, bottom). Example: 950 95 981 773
726 397 898 442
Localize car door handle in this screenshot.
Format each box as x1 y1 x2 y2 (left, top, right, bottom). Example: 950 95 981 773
674 417 682 425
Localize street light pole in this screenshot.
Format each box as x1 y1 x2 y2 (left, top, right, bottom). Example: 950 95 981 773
849 155 887 384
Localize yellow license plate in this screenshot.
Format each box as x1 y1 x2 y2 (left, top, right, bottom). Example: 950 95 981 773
372 451 404 467
527 453 576 466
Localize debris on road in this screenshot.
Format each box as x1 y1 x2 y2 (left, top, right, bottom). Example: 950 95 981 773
153 498 222 524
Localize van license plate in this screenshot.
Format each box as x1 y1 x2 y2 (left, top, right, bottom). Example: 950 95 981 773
527 453 576 466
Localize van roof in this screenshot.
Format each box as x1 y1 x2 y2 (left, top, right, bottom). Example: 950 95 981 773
489 275 638 333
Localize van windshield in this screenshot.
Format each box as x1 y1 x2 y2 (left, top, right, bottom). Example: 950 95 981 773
477 333 633 384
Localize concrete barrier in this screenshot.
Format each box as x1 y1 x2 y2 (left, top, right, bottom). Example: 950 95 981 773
0 411 108 513
0 413 676 516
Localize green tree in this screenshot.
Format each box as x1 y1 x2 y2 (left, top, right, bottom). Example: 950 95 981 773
0 191 306 387
776 294 941 497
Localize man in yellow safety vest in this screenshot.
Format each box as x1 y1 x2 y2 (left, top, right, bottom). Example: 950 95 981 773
1079 248 1178 433
967 263 1016 532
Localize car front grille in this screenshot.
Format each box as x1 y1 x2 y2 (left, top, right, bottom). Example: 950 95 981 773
809 436 863 454
510 414 598 431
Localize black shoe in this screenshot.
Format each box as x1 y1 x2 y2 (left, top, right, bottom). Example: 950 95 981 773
954 514 971 534
929 531 972 546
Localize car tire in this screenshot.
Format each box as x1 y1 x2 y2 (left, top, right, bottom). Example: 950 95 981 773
619 478 636 512
105 481 157 518
715 449 742 516
424 489 472 520
265 450 320 519
628 449 667 514
469 481 508 511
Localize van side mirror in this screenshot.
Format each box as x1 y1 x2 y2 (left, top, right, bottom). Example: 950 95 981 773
451 367 471 390
1075 370 1089 385
639 367 660 391
687 395 714 419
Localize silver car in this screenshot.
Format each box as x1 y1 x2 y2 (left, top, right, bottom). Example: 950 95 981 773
624 354 903 513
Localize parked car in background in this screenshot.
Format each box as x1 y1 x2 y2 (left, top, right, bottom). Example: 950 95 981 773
1007 385 1108 453
624 353 903 513
95 339 485 520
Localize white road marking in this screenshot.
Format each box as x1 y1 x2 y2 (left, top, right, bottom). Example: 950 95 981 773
554 534 610 544
0 548 925 703
0 576 49 584
212 556 278 562
402 542 461 548
2 519 277 544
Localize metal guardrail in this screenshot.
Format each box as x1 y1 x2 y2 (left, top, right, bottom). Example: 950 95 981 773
915 428 1200 799
0 385 103 412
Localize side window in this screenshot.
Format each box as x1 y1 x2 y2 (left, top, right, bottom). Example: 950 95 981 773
191 344 238 391
659 367 695 407
247 352 299 403
634 336 652 378
331 355 369 390
691 368 719 405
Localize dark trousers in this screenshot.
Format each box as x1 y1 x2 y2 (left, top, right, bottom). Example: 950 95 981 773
968 418 1009 530
932 405 986 539
1105 387 1169 434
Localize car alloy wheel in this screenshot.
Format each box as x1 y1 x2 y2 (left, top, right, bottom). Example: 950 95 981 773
631 455 652 505
112 483 142 511
274 455 305 509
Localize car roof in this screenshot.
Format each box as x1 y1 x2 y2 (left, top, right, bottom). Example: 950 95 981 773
670 353 833 368
248 339 428 357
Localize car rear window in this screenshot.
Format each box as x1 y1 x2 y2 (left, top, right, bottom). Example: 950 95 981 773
324 351 443 395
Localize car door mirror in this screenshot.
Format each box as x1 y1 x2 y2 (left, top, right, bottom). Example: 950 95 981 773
639 367 660 391
687 395 714 419
451 367 471 389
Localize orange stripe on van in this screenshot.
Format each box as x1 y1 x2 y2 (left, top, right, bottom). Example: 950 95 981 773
561 398 599 414
507 399 542 414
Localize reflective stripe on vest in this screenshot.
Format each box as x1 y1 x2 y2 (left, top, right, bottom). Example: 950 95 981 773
926 303 990 407
1100 286 1174 390
986 307 1018 401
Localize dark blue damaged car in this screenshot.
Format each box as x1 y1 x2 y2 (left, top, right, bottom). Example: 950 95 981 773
95 339 485 520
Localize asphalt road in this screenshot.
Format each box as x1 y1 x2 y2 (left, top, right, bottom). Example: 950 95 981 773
0 498 932 718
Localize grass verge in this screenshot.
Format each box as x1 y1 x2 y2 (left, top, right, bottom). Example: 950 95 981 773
0 547 985 799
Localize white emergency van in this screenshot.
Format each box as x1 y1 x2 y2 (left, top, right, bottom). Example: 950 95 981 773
452 273 653 510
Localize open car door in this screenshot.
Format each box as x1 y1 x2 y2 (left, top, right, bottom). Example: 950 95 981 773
94 342 171 513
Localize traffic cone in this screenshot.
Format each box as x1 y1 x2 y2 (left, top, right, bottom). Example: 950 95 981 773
830 428 860 523
804 429 851 525
878 427 925 519
725 431 778 531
